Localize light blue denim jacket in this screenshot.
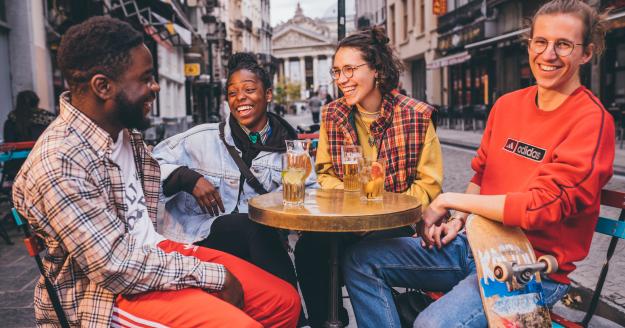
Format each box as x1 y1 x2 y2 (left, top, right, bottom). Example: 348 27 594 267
152 119 317 243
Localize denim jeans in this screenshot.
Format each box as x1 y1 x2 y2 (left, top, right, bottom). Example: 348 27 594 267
342 234 570 328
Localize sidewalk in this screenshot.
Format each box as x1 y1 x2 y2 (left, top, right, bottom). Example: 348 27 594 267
437 127 625 326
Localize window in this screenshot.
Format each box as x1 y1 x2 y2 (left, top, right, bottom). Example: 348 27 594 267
0 0 5 23
411 0 417 26
390 4 395 44
419 0 425 33
402 0 408 40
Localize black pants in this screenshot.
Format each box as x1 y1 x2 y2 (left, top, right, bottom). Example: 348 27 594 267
195 213 298 289
294 226 414 328
311 111 320 123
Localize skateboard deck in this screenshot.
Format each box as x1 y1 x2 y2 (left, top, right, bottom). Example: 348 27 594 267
466 215 557 328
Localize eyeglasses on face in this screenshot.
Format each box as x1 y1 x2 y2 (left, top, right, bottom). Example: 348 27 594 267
528 37 583 57
330 63 368 80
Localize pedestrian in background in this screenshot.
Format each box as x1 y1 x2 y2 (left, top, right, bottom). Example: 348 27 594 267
2 90 56 179
308 89 322 123
295 25 443 327
343 1 615 327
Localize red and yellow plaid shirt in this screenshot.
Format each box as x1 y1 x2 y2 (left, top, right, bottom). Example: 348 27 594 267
322 92 433 192
12 93 226 327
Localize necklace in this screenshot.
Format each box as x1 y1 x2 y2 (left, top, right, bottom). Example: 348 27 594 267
356 114 376 147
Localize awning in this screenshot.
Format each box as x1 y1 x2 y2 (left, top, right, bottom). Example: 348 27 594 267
426 51 471 70
105 0 195 47
465 28 528 50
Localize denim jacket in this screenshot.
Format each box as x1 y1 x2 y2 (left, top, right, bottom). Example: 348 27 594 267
152 119 317 243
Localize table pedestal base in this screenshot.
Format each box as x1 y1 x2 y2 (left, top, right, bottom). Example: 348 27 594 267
324 235 343 328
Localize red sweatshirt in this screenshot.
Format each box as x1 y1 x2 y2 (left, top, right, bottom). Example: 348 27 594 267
470 86 615 284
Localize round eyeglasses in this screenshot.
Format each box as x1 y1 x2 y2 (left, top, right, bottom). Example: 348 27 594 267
330 63 368 80
528 38 583 57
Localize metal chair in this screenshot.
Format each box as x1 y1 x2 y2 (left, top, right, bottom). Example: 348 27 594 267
0 141 35 244
12 208 70 328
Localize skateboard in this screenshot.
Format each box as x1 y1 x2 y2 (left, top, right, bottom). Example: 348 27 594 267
465 215 558 327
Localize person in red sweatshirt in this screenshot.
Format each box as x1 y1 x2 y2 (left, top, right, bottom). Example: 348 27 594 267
342 1 616 327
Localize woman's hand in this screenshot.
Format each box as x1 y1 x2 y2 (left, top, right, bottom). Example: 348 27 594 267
192 178 225 216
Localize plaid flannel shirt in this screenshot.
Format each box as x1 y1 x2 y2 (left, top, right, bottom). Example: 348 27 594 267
12 92 226 327
322 92 432 192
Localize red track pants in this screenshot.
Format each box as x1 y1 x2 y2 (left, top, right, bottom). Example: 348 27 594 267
111 240 300 327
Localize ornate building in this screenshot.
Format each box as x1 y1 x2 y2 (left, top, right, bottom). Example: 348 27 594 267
272 3 355 99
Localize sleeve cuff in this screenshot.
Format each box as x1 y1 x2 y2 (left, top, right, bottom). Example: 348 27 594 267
503 191 529 227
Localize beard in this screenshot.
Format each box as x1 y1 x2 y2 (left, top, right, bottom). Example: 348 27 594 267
115 90 152 131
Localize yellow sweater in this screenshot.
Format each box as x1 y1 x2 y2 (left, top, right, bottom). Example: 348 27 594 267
315 108 443 208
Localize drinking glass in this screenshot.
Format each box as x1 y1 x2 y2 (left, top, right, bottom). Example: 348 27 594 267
341 145 362 192
360 159 385 201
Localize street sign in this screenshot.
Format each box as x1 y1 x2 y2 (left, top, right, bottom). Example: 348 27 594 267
184 63 200 77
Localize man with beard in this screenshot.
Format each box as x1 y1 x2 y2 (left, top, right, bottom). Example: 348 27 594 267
12 16 300 327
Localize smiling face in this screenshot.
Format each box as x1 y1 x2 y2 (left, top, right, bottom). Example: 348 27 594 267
227 69 271 131
529 14 593 95
332 47 380 107
113 45 159 130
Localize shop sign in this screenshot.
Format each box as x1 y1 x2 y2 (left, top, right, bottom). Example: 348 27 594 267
433 0 447 16
438 21 484 52
184 63 201 77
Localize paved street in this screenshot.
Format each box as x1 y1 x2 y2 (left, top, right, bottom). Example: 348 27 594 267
0 111 623 327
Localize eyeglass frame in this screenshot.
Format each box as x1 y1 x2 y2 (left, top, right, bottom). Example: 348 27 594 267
527 37 584 57
330 63 369 80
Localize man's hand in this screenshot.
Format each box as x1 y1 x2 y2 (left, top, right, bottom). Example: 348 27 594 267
192 178 225 216
216 270 244 309
417 197 450 247
418 218 464 249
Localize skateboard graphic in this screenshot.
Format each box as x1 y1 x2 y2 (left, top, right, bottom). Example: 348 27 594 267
466 215 558 327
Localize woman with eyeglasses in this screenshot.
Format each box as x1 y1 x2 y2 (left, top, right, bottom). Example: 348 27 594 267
293 26 443 327
342 1 616 327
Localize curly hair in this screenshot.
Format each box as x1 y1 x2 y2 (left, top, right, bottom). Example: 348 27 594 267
529 0 609 56
57 16 144 92
334 25 404 95
226 52 272 90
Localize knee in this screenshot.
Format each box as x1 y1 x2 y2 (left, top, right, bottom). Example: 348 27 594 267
275 282 301 317
342 242 373 278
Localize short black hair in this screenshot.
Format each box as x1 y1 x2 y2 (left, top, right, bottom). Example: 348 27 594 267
57 16 144 92
226 52 272 90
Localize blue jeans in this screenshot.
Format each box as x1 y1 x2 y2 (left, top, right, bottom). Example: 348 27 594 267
342 234 570 328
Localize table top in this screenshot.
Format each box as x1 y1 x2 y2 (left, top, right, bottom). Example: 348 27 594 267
248 189 422 232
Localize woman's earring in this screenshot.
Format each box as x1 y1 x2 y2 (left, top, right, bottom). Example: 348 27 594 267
375 77 380 88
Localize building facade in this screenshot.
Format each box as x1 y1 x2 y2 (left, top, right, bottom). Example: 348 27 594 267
272 3 355 100
387 0 441 103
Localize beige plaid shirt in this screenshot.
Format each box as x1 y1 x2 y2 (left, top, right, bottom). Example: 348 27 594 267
12 92 226 327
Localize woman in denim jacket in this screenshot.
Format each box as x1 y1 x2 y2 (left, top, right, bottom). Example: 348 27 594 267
153 53 315 307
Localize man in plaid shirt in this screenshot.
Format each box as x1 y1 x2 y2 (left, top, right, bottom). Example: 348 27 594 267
12 16 299 327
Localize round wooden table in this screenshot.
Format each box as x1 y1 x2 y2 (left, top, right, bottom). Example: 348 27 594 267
249 189 422 328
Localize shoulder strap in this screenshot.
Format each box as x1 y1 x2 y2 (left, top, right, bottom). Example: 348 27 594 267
219 122 268 195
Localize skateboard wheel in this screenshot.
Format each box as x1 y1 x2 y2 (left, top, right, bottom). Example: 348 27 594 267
538 255 558 274
494 262 513 282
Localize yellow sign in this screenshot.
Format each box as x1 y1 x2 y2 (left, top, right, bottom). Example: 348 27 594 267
184 63 200 77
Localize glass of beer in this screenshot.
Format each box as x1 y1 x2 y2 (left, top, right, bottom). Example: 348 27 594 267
282 152 310 206
360 160 385 201
341 145 362 192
